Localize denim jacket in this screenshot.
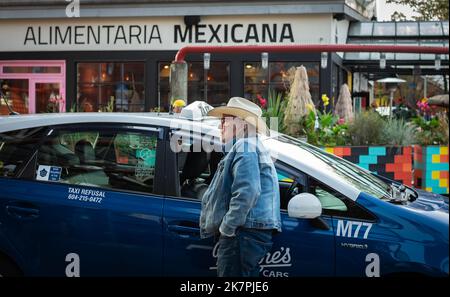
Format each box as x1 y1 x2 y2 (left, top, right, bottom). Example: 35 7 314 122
199 136 282 239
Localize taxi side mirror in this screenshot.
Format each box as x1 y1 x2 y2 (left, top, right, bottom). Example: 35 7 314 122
287 193 322 219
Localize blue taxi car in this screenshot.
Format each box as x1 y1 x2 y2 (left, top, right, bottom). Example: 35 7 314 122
0 106 448 277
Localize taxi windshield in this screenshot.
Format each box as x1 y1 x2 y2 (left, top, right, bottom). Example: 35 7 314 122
278 134 392 200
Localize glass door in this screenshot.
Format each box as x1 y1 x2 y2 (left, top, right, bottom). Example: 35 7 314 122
33 81 63 113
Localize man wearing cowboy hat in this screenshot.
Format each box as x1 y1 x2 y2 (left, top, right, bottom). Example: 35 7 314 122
200 97 282 277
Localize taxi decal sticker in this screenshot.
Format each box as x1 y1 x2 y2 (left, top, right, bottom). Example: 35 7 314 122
67 186 104 204
36 165 62 182
135 148 156 182
336 220 373 239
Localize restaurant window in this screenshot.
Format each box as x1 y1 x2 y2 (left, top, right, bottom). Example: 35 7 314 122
77 62 145 112
244 62 320 105
0 61 65 115
158 62 229 111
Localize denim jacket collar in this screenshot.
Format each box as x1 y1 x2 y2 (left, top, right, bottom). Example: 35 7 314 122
222 137 236 155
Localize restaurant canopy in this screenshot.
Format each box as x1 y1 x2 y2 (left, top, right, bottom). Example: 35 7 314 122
344 21 449 80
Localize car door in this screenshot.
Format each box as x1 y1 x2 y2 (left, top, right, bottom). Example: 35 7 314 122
162 134 217 276
267 162 336 277
162 134 336 276
0 123 165 276
307 177 378 277
0 126 48 274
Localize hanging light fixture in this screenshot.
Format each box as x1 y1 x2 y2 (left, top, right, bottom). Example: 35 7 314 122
380 53 386 69
203 53 210 70
435 54 441 70
261 52 269 69
321 52 328 69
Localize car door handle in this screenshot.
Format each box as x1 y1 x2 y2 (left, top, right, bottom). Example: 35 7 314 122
167 225 200 235
6 205 40 220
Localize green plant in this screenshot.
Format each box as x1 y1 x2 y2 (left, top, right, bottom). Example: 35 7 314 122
412 115 447 145
381 118 417 146
69 102 78 112
261 89 287 133
99 96 115 112
437 112 449 144
299 109 350 146
348 111 385 145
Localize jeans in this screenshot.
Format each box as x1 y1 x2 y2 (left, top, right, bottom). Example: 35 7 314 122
217 228 273 277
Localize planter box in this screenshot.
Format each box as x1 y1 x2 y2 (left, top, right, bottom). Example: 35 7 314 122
323 146 413 187
413 145 449 195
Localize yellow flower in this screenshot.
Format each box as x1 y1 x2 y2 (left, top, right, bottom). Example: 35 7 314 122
421 97 428 103
306 103 314 111
322 94 330 106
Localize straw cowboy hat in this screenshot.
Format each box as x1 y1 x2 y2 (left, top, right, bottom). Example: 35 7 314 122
207 97 269 135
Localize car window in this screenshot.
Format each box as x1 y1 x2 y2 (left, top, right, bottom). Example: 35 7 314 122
309 178 375 221
278 134 391 200
35 128 159 194
275 162 307 210
175 146 222 200
314 186 348 212
0 127 47 178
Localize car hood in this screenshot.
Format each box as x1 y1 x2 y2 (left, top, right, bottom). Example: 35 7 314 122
399 189 448 225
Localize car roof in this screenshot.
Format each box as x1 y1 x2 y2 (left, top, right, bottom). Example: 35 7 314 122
0 112 361 200
0 112 219 133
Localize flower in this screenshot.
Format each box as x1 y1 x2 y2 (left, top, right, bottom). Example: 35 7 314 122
257 94 267 109
306 103 314 112
321 94 330 107
337 118 346 125
47 94 65 113
416 98 430 112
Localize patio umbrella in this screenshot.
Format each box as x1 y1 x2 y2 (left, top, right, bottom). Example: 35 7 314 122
284 66 316 136
428 94 449 107
334 83 354 122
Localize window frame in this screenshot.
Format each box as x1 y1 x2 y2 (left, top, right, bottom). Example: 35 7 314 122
275 160 308 212
163 130 221 201
76 61 146 112
20 123 166 197
243 61 320 104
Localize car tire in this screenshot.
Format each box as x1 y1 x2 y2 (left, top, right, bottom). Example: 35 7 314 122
0 255 22 277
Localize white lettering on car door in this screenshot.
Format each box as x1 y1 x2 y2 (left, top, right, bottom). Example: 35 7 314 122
336 220 373 239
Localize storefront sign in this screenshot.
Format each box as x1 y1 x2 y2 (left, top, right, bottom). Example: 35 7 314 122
0 15 332 51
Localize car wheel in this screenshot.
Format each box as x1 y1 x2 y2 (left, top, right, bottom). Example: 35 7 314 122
0 255 22 277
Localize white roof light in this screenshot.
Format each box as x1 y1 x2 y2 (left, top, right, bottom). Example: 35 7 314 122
179 101 214 121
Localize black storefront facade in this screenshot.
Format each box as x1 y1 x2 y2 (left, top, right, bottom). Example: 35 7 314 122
0 1 371 114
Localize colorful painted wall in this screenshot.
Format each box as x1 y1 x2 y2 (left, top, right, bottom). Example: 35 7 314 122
324 146 413 186
323 145 449 195
413 146 449 195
